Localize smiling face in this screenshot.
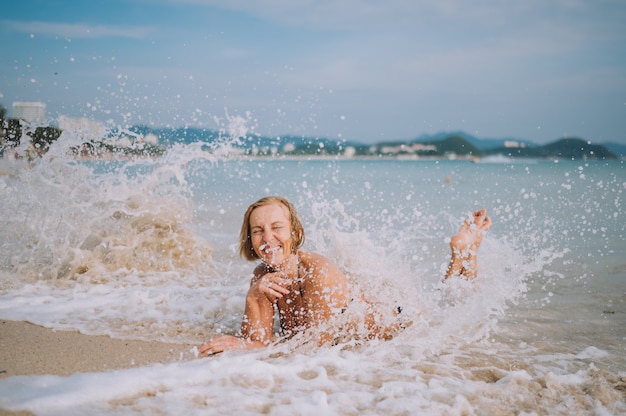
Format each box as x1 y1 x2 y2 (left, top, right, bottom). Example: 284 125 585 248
249 202 295 268
239 196 305 263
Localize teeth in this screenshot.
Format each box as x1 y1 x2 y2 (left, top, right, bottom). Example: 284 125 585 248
259 243 282 254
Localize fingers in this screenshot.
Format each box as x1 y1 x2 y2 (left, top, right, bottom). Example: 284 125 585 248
258 273 292 300
198 341 221 357
263 279 290 295
198 335 236 356
264 277 291 290
199 335 253 357
263 285 288 300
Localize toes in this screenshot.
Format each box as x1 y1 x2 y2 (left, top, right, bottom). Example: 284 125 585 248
482 215 492 231
473 209 491 229
473 208 486 220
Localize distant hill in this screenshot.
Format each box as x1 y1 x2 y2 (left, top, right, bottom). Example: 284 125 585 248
125 126 619 160
603 142 626 158
486 137 618 160
370 134 617 160
4 118 619 160
412 134 482 156
129 125 219 146
128 126 363 156
412 131 535 151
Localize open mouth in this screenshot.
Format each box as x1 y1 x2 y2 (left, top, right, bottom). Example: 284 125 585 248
259 243 283 256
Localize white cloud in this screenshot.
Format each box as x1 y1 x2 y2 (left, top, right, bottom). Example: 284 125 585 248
1 20 154 40
161 0 624 33
3 0 623 142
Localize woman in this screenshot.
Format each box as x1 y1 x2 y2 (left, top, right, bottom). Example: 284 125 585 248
199 196 491 356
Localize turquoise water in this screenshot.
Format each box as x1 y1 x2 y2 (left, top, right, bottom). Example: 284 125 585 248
0 145 624 414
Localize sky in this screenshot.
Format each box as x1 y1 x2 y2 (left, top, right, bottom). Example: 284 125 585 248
1 0 625 145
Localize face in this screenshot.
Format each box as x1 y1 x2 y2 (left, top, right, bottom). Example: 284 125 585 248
249 202 294 268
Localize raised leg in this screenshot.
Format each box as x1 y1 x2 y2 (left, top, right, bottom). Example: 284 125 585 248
445 209 492 280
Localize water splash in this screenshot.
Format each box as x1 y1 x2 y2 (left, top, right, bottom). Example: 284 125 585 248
0 128 217 285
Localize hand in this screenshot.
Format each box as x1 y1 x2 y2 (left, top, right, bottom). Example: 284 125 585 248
253 271 293 303
198 335 247 357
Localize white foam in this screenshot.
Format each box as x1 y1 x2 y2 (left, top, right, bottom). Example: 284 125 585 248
1 141 625 415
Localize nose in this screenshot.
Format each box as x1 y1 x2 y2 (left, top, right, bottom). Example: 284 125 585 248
261 229 273 243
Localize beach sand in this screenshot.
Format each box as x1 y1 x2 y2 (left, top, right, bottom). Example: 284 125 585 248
0 320 196 379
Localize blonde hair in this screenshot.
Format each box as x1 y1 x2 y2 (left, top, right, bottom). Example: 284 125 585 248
239 196 305 261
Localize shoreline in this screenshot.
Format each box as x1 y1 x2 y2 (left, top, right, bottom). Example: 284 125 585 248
0 320 196 379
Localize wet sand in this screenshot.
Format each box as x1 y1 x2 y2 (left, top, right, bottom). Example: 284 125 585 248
0 320 196 379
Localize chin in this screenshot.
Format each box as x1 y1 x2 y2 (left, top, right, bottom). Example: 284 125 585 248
263 257 283 268
262 251 286 268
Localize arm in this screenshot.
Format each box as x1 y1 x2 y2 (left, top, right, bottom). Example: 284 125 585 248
240 273 276 343
199 266 290 356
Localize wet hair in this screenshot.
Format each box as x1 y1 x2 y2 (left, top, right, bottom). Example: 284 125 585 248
239 196 305 261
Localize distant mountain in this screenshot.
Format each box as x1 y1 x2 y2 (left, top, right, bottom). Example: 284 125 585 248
603 142 626 158
486 137 618 160
128 126 361 153
381 132 617 160
353 134 482 157
125 126 619 160
416 134 482 156
412 131 536 151
129 125 219 146
346 135 616 160
251 134 363 154
6 116 620 161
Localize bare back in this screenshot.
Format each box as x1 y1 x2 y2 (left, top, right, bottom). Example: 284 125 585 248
264 251 351 336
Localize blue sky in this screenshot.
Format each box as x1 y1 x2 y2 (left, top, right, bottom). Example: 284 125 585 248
1 0 625 144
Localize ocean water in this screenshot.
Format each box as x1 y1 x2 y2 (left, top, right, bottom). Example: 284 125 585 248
0 133 625 415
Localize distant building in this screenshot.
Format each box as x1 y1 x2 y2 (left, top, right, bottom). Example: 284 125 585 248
13 101 46 124
380 142 437 155
504 140 526 148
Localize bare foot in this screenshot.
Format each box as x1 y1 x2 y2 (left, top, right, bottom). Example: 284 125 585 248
445 209 492 280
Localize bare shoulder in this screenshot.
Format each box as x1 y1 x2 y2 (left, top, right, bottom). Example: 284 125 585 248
295 250 350 317
297 251 348 284
298 251 338 271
